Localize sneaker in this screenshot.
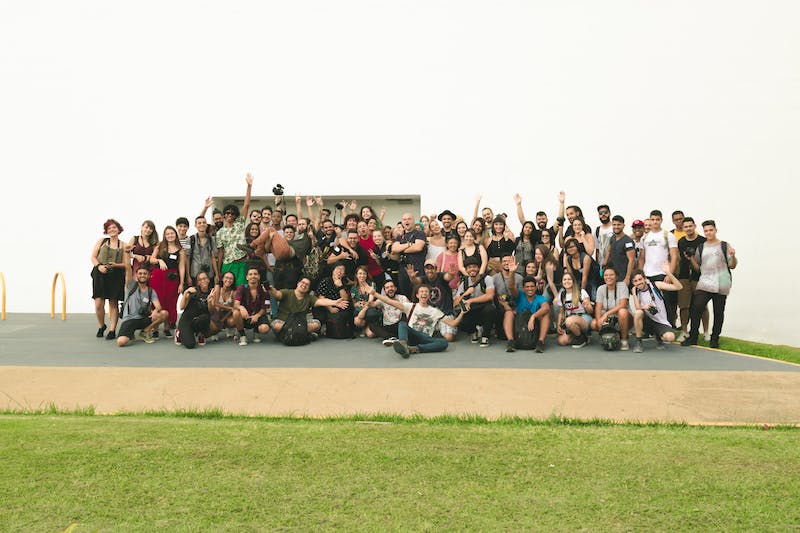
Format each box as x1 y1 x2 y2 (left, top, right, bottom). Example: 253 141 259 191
620 339 629 351
105 330 116 340
710 338 720 349
571 334 587 349
164 329 172 338
310 332 319 342
174 329 182 346
382 337 398 347
226 328 235 339
393 340 410 359
535 340 545 353
253 335 262 343
139 330 155 344
704 332 712 342
471 332 480 344
96 325 107 338
632 338 643 353
506 339 516 353
198 333 206 346
656 337 665 350
676 331 687 343
680 336 698 347
480 337 490 348
238 335 248 346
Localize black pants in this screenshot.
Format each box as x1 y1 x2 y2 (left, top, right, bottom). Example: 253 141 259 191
689 290 727 341
365 308 399 339
458 302 496 336
648 274 677 327
177 312 210 349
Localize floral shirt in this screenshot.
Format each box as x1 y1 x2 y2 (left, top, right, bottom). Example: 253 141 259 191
216 217 247 265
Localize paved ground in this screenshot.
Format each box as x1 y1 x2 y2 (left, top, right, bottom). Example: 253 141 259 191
1 314 798 424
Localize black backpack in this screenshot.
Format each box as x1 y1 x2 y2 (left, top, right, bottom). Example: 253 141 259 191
279 312 312 346
326 309 354 339
513 311 537 350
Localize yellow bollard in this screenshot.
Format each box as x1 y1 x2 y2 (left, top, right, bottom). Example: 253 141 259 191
0 272 5 320
50 272 67 321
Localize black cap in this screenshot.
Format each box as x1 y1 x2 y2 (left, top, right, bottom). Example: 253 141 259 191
438 210 457 221
464 256 481 268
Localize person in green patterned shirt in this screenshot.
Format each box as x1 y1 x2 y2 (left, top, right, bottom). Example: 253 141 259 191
216 173 254 287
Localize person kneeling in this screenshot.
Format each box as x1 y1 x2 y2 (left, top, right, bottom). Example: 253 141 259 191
590 268 631 351
175 271 213 349
503 271 550 353
630 263 683 353
369 284 467 358
234 267 271 345
117 267 169 347
555 271 594 348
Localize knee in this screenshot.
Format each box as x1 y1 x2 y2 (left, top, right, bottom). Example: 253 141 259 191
116 337 128 347
258 324 270 334
633 309 643 320
557 335 570 346
590 319 599 331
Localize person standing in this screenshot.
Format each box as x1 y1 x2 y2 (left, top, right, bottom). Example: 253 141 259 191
394 212 427 298
681 220 737 349
91 219 129 340
216 173 254 287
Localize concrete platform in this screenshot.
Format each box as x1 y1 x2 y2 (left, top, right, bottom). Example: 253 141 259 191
1 314 798 424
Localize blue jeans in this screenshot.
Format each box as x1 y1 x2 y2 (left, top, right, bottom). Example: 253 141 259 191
398 321 448 353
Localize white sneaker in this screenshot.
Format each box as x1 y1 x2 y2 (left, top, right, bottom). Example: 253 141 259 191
382 337 398 347
252 335 262 343
238 335 248 346
620 340 629 351
676 331 687 342
704 332 711 341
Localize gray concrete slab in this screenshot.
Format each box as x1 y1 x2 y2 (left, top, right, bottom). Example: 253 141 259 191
2 314 797 372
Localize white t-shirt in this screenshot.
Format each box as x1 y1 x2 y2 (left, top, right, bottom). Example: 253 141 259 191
595 224 614 262
555 288 590 316
696 242 733 295
381 294 410 326
642 230 677 277
634 282 670 326
401 302 444 337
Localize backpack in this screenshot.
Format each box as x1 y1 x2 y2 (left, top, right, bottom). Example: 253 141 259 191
279 312 312 346
303 246 322 283
461 274 487 295
513 311 537 350
325 309 354 339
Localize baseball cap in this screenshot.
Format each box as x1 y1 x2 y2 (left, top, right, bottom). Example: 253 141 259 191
632 219 645 228
424 259 437 268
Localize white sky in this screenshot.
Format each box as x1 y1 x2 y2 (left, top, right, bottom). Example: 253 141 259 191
1 1 798 345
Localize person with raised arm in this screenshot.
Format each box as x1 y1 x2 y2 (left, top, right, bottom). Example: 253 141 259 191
631 262 683 353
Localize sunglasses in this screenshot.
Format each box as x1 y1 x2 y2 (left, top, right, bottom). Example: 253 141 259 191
224 211 234 215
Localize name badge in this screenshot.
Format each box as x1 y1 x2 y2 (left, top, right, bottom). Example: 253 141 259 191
169 254 178 260
143 298 150 303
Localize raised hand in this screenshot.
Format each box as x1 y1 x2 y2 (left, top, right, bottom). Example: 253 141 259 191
349 200 357 211
513 193 522 205
405 263 417 278
306 196 315 207
315 196 323 206
246 173 253 186
558 191 565 203
204 196 214 210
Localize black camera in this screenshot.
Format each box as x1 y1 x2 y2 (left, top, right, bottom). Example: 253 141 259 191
647 305 658 315
684 246 696 257
452 300 469 317
335 202 344 211
560 320 567 330
603 316 619 329
272 183 284 196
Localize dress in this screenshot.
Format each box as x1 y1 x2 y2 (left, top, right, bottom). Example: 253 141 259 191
150 247 181 324
91 239 125 301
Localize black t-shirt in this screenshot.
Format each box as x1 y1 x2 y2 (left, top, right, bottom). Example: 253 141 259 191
677 235 706 280
532 227 557 245
397 229 427 270
486 237 515 259
425 273 454 314
607 234 636 278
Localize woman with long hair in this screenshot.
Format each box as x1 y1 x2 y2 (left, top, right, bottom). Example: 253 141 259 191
455 220 468 241
514 221 536 275
208 270 243 340
484 216 515 275
426 219 447 263
352 265 379 332
533 244 560 301
176 271 213 349
555 271 593 348
470 217 486 242
91 218 129 340
457 229 488 278
149 225 186 336
562 237 598 300
127 220 158 278
570 217 595 257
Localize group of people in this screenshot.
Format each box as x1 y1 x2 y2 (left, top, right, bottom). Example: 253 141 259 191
90 174 737 355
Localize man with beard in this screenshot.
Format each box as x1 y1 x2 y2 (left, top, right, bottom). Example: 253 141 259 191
676 217 710 343
594 204 614 266
603 215 636 287
492 255 524 342
454 256 496 347
513 192 562 244
361 279 410 344
437 210 458 241
393 212 427 298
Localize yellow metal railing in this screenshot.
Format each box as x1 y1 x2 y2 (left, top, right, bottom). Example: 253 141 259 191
0 272 5 320
51 272 67 320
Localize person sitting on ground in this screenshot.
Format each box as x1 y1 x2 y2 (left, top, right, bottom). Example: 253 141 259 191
503 269 551 353
233 267 271 346
630 264 683 353
351 266 378 334
269 276 349 342
590 268 631 351
116 267 169 347
554 271 593 348
406 259 458 341
367 283 468 358
208 271 242 341
176 271 213 349
454 256 496 347
362 279 409 344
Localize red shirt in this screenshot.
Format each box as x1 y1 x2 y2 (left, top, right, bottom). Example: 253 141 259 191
358 235 383 279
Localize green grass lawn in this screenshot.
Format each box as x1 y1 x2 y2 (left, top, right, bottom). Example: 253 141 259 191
713 337 800 365
1 416 798 532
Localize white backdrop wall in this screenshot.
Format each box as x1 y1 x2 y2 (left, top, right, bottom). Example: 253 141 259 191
1 1 798 345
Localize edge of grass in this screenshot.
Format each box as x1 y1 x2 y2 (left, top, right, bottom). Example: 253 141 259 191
708 336 800 365
1 405 796 430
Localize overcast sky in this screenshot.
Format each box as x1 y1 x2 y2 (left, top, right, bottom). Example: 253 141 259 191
1 1 798 345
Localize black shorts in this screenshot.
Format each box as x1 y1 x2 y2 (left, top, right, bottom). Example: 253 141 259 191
243 315 270 330
118 317 152 339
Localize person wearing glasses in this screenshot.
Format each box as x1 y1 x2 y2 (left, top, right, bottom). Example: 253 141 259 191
594 204 614 266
